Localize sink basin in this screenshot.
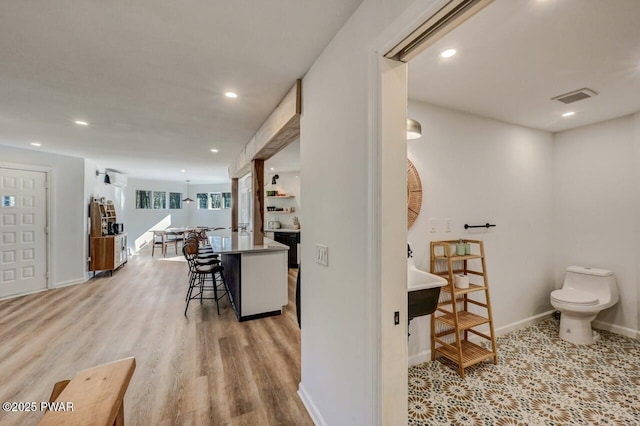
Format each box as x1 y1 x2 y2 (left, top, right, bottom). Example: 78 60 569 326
408 264 447 322
408 265 447 291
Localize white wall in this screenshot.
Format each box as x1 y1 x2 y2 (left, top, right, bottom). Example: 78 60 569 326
189 183 232 229
553 114 639 334
635 113 640 336
263 171 300 229
124 178 191 252
406 101 555 361
0 145 85 287
123 179 231 252
83 159 125 277
299 0 431 424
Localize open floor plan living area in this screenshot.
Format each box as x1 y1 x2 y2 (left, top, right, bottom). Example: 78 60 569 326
1 0 640 424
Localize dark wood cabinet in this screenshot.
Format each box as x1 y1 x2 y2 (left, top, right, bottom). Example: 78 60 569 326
273 232 300 268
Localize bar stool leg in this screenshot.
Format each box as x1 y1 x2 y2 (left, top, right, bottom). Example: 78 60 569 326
212 271 220 315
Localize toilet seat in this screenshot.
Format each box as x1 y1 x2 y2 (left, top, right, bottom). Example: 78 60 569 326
551 289 598 306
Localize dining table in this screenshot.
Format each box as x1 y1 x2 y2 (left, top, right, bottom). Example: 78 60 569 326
151 226 220 256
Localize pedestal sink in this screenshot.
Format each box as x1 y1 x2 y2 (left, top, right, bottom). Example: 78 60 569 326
408 245 447 323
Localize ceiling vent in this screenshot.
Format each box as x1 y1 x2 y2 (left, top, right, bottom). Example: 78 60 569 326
551 88 598 104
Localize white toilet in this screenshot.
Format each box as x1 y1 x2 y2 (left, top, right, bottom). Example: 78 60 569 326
550 266 619 345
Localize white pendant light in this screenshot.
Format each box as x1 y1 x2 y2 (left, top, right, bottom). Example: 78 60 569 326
182 180 194 203
407 118 422 140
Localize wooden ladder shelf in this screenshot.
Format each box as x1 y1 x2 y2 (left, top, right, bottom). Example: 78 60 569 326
430 239 498 378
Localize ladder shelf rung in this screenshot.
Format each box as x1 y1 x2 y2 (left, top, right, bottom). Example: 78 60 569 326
467 299 488 308
435 340 495 367
434 254 483 262
441 284 487 295
435 311 490 330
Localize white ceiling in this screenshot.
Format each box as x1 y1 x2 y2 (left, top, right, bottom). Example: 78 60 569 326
408 0 640 133
265 139 300 173
0 0 362 183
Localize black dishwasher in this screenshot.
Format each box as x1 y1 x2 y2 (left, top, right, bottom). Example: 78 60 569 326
273 232 300 268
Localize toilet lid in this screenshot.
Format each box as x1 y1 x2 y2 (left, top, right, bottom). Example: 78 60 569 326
551 289 598 306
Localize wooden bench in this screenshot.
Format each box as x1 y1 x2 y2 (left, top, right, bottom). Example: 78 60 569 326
38 357 136 426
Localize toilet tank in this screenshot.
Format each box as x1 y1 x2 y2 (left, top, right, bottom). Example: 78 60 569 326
563 266 618 305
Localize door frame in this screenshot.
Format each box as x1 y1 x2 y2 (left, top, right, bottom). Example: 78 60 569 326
0 161 53 295
366 0 455 423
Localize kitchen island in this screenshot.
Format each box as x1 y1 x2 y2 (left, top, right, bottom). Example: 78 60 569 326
208 231 289 321
265 229 301 268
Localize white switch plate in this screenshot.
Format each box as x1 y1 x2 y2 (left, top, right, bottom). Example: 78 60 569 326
444 218 452 233
429 218 437 233
316 244 328 266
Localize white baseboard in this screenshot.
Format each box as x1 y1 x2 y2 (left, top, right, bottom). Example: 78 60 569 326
55 277 89 288
298 383 326 426
494 309 556 337
0 276 89 301
408 310 556 367
0 287 48 301
408 351 432 367
593 320 640 339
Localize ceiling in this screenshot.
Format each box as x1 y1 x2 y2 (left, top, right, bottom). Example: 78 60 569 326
408 0 640 133
0 0 362 183
265 139 300 173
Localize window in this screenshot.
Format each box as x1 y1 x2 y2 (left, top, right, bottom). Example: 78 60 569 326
136 190 151 209
169 192 182 209
222 192 232 209
153 191 166 209
197 193 208 209
2 195 16 207
210 192 222 210
195 191 232 210
239 173 252 229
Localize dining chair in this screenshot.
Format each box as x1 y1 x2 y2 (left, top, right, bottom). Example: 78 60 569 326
152 231 165 257
164 231 180 256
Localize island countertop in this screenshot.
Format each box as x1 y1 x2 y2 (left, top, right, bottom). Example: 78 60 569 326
207 231 289 254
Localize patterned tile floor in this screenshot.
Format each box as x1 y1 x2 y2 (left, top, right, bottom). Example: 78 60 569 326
408 319 640 425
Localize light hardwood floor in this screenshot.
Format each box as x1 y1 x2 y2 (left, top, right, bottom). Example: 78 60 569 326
0 248 312 425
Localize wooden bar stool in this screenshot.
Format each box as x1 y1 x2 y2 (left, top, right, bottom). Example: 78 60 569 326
183 243 228 316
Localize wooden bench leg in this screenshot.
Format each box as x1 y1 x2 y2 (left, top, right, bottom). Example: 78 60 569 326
48 380 70 405
114 401 125 426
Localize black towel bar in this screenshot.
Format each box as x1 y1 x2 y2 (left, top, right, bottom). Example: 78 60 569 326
464 223 496 229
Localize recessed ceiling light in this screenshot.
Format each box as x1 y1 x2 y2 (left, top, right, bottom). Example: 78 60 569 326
440 48 457 58
30 142 42 147
74 120 89 126
210 148 219 153
270 167 274 171
225 92 238 98
181 169 186 173
562 111 576 117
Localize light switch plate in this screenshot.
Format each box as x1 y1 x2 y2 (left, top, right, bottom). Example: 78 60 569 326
444 218 452 233
316 244 328 266
429 218 437 233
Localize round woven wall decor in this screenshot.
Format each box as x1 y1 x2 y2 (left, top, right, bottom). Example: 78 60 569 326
407 159 422 229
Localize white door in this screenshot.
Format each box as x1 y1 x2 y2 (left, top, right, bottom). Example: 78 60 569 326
0 167 48 298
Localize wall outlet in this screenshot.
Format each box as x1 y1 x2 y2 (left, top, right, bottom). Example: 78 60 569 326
444 218 452 233
429 218 437 233
315 244 328 266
